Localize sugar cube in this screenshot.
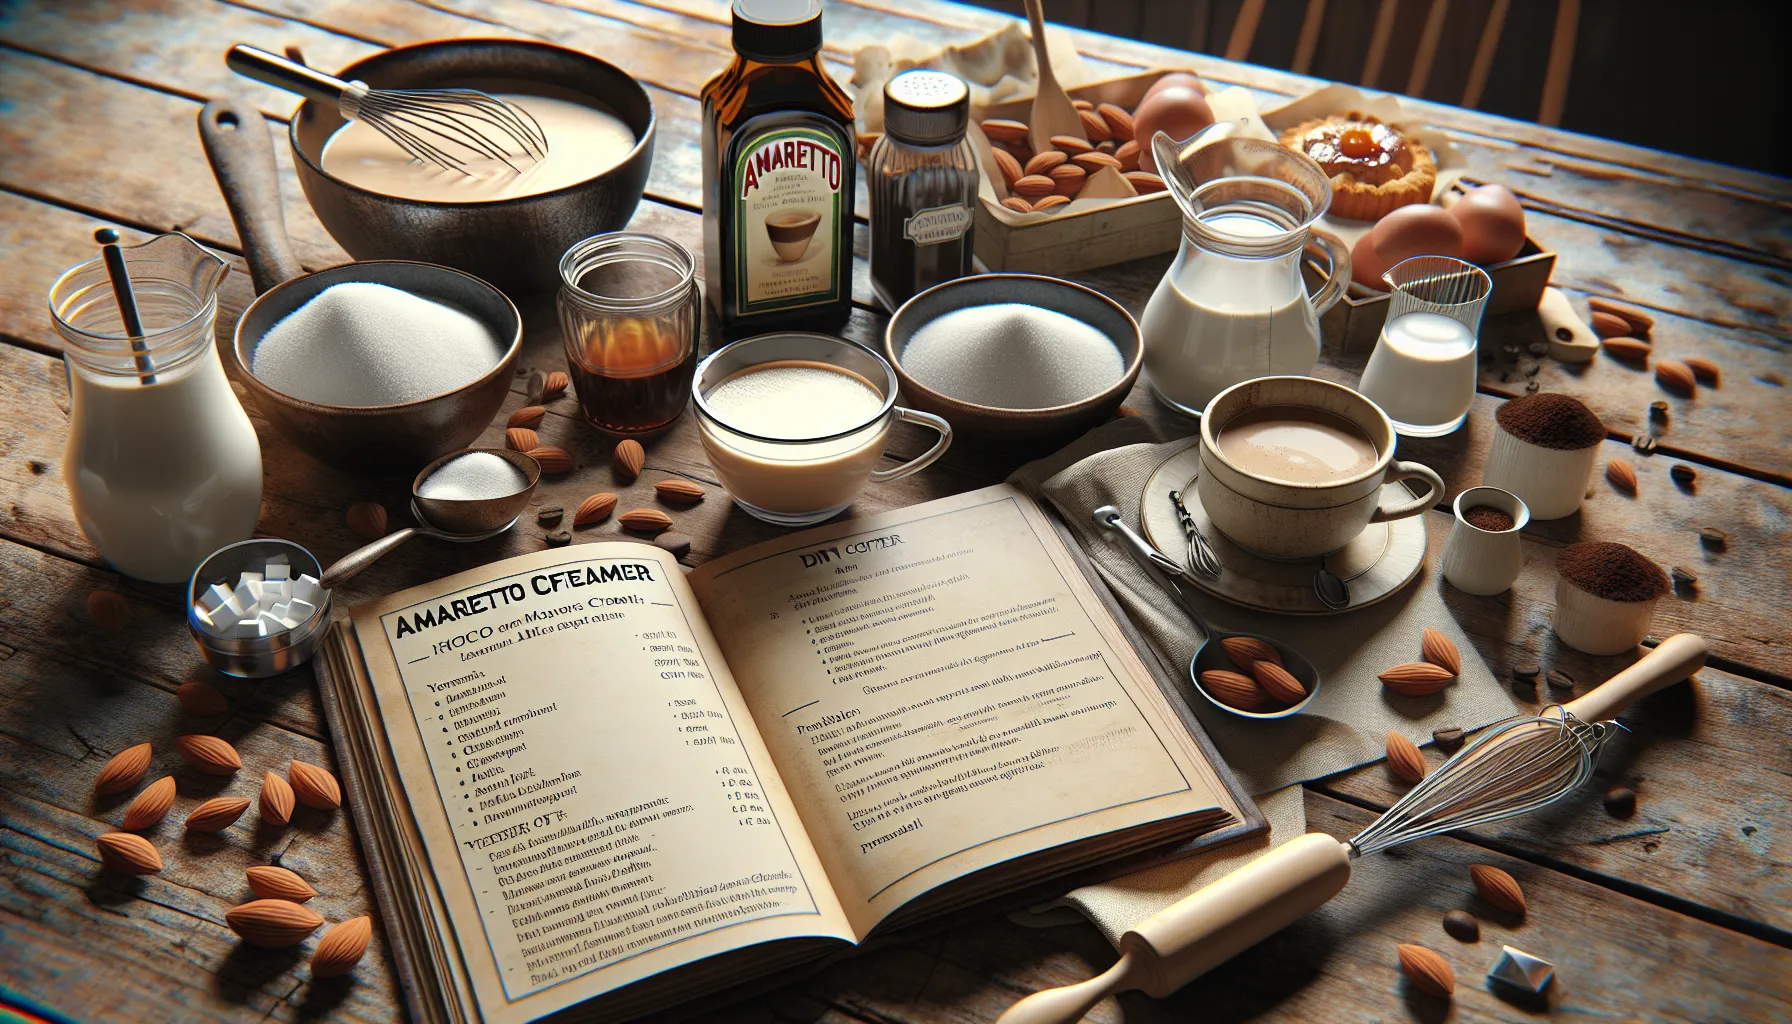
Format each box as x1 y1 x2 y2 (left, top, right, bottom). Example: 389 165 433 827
266 563 290 581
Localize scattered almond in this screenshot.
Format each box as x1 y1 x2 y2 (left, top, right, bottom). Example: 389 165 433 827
177 681 228 716
123 776 176 830
94 742 153 795
613 438 645 480
1396 943 1454 997
1197 669 1266 711
1654 360 1696 394
1469 864 1526 915
1072 98 1093 111
541 370 570 402
1050 135 1094 155
312 916 373 977
1220 636 1282 669
991 148 1024 189
1600 336 1651 362
288 760 342 810
575 492 618 527
1097 103 1135 139
526 446 573 474
1048 163 1087 197
506 427 540 452
1588 297 1653 335
1000 197 1034 214
1123 170 1165 194
1683 356 1720 387
1606 458 1638 494
260 770 295 826
1114 139 1141 172
654 479 705 505
1378 662 1456 696
1589 311 1629 337
247 864 319 903
1023 150 1067 176
1252 661 1307 704
346 502 387 540
175 734 241 775
1078 108 1111 142
506 405 546 429
226 899 324 947
97 832 162 875
186 796 250 833
1031 195 1071 211
1420 628 1462 676
1012 174 1055 198
87 589 130 631
619 508 674 534
1072 151 1123 172
979 119 1028 144
1385 731 1427 783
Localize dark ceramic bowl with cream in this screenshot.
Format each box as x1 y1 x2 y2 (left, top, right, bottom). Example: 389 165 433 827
289 39 656 293
1198 376 1445 559
884 274 1141 450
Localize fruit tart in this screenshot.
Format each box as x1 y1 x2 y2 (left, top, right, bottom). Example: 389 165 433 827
1280 112 1436 221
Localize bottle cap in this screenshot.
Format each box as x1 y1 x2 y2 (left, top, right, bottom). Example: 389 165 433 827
883 70 970 146
732 0 822 63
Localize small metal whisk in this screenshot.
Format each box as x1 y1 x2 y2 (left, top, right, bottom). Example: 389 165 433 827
227 44 548 175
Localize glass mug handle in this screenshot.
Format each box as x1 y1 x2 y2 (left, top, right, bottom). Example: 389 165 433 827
1305 229 1353 316
869 407 953 484
1370 461 1446 522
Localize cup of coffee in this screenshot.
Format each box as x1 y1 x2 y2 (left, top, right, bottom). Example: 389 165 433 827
1197 376 1445 559
694 333 952 526
765 210 822 262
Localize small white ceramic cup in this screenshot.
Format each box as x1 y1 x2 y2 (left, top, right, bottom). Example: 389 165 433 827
1553 578 1662 655
1481 425 1600 520
1442 486 1529 595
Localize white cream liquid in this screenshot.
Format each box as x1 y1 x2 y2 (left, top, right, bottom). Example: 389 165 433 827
700 361 888 517
1141 212 1321 414
1359 311 1477 431
65 353 263 583
320 93 635 203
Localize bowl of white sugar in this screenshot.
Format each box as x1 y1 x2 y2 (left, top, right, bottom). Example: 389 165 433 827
885 274 1141 448
234 260 522 475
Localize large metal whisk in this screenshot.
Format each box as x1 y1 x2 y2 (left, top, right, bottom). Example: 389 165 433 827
227 45 548 175
996 634 1708 1024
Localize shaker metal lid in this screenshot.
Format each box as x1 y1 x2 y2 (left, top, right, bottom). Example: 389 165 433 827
731 0 822 63
883 70 970 145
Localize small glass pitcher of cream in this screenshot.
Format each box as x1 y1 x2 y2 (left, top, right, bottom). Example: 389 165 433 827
50 232 262 583
1357 256 1492 437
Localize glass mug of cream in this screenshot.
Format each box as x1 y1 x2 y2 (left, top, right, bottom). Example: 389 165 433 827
1196 376 1445 559
694 333 952 526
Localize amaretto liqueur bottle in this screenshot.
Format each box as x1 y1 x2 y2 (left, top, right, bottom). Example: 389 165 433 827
701 0 856 338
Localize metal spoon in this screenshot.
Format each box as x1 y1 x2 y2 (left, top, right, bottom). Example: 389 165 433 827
1093 506 1320 718
1314 555 1351 610
320 448 540 589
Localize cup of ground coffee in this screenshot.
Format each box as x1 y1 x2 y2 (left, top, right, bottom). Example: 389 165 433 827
1197 376 1446 559
1480 392 1605 520
1441 486 1529 595
1552 541 1670 654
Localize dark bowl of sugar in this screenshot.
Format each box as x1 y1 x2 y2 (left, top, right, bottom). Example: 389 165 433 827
885 274 1141 450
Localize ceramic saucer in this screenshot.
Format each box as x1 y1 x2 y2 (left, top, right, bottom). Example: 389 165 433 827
1140 439 1428 616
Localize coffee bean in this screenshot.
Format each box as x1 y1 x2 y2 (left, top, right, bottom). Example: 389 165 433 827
1699 527 1728 549
1442 910 1480 942
1671 565 1698 589
1528 341 1550 355
526 370 547 405
1499 370 1513 382
515 365 530 378
1432 727 1465 751
1632 435 1656 454
1650 400 1670 423
1670 464 1696 489
1525 380 1541 393
537 505 565 526
545 529 571 547
654 532 692 559
1512 663 1540 680
1501 343 1520 359
1603 786 1636 817
1524 363 1541 376
1546 668 1575 691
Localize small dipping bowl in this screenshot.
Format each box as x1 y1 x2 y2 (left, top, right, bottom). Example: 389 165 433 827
1189 634 1321 720
413 447 541 533
188 538 331 678
885 274 1141 450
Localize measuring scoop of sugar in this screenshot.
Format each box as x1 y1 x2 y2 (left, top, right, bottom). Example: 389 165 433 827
418 451 531 501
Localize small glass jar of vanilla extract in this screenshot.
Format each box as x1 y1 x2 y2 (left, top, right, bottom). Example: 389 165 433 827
867 69 978 310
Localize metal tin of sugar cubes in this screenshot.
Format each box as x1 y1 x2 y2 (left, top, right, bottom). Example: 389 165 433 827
188 538 331 678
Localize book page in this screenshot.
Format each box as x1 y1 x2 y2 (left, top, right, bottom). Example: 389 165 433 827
689 486 1229 933
349 544 851 1024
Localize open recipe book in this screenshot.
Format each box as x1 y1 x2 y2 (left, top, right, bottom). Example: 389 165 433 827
314 485 1258 1024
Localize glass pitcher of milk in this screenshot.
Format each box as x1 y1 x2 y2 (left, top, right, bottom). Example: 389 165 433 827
50 233 262 583
1140 124 1351 416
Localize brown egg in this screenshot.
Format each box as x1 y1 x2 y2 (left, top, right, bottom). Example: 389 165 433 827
1370 204 1464 269
1351 231 1390 290
1451 184 1527 265
1141 71 1205 106
1133 86 1215 173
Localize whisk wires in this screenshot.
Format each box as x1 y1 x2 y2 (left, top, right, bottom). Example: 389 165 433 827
1349 708 1615 858
341 81 549 176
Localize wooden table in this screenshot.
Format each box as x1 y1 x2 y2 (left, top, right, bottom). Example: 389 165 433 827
2 2 1788 1021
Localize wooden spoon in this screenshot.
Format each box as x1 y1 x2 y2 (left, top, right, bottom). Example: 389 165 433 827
1021 0 1086 155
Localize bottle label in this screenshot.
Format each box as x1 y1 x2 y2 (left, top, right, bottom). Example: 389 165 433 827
903 204 972 246
730 125 845 314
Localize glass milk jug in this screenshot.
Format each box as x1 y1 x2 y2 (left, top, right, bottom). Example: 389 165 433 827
1140 124 1351 416
50 233 263 583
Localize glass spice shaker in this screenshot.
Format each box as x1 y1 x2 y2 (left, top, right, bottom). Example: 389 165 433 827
867 69 978 310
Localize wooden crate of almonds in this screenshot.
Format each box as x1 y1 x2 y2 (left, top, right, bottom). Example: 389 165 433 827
969 70 1208 274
